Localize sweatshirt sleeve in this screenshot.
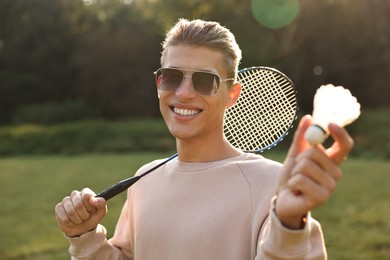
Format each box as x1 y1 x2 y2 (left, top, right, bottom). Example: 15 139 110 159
256 197 327 260
67 224 127 260
66 200 133 260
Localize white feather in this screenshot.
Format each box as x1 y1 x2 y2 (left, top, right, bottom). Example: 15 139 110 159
305 84 361 145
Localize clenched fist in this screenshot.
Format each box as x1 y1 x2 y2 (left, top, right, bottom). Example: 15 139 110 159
55 188 107 237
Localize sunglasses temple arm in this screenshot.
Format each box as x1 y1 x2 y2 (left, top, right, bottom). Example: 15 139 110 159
96 153 178 201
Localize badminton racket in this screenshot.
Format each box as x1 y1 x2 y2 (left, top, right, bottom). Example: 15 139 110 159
97 66 298 200
224 66 298 152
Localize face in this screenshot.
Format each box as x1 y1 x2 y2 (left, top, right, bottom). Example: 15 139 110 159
158 45 240 143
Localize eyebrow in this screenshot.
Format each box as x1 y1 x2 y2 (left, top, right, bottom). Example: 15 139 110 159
169 66 220 76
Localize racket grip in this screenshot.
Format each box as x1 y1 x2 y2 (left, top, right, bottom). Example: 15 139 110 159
96 175 141 201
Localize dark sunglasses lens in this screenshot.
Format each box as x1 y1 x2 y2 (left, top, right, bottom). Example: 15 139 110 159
192 72 218 96
157 69 183 91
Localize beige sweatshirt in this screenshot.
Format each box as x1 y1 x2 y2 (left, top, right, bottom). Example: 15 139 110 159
67 153 327 259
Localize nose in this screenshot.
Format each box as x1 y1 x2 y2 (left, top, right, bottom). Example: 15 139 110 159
175 76 197 99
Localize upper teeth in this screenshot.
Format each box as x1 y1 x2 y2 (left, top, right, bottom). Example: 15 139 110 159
174 107 200 116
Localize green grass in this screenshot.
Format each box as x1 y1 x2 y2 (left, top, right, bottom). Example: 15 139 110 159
0 152 171 260
0 153 389 259
313 158 390 259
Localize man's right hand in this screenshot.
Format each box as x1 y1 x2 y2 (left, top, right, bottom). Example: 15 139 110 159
55 188 107 237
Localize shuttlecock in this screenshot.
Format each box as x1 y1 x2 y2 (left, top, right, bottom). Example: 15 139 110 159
305 84 361 145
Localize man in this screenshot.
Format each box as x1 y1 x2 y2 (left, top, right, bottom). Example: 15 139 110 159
55 19 353 259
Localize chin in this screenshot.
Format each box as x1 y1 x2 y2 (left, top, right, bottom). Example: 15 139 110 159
169 130 193 140
168 126 197 140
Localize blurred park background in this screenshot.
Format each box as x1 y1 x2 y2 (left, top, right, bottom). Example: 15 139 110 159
0 0 389 259
0 0 389 158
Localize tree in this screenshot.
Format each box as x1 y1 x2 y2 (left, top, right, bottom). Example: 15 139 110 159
284 0 390 111
0 0 388 123
0 0 88 123
74 1 163 118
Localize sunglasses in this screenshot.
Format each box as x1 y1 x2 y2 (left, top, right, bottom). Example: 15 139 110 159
154 68 234 96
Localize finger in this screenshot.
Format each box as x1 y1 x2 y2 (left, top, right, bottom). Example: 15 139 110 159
80 188 107 222
55 202 72 226
326 123 354 165
279 115 313 189
71 192 92 221
80 188 98 214
288 174 331 207
80 188 107 214
89 196 106 209
296 148 342 181
292 157 338 192
62 195 83 225
286 115 313 159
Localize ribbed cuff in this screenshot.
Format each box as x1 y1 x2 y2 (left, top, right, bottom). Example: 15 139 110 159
262 197 312 257
67 224 107 258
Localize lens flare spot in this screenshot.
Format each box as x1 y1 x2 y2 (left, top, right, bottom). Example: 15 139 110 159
251 0 300 29
313 66 323 76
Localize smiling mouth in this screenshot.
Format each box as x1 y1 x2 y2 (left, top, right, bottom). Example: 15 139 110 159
171 106 202 117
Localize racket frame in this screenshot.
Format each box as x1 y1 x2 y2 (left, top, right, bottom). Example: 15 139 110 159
224 66 299 153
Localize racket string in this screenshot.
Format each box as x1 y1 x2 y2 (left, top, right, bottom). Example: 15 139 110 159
224 67 298 152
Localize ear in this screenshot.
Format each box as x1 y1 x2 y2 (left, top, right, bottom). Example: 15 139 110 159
226 83 241 108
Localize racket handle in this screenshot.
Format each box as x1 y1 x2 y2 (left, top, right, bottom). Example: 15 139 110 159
96 175 141 201
96 154 178 201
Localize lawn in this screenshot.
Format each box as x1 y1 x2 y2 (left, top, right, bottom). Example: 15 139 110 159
0 152 389 259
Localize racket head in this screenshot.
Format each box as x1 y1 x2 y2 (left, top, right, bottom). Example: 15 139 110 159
224 66 298 153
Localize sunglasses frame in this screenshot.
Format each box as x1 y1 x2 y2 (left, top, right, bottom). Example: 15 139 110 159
154 67 235 96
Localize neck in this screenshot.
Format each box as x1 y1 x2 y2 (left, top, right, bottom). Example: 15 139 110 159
176 136 242 163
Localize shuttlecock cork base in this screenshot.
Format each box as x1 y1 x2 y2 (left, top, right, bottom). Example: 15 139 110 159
305 124 328 146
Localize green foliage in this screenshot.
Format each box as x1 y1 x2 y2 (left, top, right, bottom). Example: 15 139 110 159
0 119 175 155
348 108 390 159
0 71 51 122
13 100 101 124
1 0 389 123
0 108 388 158
0 0 86 123
264 108 390 160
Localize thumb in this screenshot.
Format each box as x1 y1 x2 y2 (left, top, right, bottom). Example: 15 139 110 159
81 188 106 214
89 196 107 222
90 196 106 209
278 115 312 188
286 115 312 159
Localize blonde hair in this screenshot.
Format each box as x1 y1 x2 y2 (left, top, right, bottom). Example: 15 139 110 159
161 19 242 79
